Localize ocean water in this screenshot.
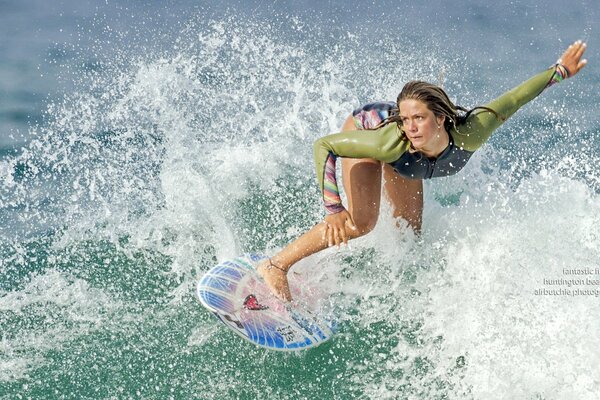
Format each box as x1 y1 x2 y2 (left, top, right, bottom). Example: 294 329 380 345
1 0 599 399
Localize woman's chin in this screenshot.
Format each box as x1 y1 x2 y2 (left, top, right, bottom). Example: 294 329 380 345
409 139 424 148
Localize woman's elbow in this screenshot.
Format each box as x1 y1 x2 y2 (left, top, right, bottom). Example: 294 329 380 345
312 138 330 157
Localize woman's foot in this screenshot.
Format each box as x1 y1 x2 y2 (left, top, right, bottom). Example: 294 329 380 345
256 259 293 302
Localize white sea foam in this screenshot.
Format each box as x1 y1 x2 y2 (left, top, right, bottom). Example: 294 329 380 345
0 269 123 382
325 164 600 399
422 171 600 399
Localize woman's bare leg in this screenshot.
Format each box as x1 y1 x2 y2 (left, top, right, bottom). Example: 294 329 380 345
382 163 423 232
257 116 383 301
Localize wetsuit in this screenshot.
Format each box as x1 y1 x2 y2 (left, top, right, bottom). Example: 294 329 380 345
314 65 569 214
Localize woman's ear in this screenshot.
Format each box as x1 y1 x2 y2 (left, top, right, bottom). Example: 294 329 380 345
437 115 445 128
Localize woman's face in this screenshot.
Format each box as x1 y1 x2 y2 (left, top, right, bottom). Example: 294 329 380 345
398 99 445 150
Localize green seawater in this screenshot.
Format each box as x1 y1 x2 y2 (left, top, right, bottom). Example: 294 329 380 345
0 234 470 399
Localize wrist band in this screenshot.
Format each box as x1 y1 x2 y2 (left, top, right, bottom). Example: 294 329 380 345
547 63 569 87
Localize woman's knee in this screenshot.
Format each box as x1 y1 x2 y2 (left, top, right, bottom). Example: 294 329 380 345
341 115 357 132
350 211 378 237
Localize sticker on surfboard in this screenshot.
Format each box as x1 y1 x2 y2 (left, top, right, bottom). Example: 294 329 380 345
196 253 336 351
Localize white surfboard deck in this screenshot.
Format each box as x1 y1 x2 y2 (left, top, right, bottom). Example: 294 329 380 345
196 254 336 351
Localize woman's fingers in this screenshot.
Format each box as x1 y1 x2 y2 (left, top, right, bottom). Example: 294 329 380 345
341 214 357 246
340 224 348 246
325 225 341 247
572 42 587 68
324 224 347 248
322 210 357 248
574 41 586 57
334 226 341 247
560 40 588 77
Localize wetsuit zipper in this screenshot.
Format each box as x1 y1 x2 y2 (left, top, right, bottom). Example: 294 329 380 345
428 158 437 179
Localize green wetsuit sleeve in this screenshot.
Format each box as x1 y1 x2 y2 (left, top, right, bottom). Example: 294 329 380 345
313 123 410 212
453 67 559 152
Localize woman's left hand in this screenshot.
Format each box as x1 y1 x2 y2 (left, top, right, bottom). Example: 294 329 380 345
322 209 357 248
557 40 588 77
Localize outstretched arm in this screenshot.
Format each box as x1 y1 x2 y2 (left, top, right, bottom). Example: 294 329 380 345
454 40 588 152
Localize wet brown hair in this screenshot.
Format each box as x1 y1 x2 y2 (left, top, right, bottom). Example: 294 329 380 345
376 80 505 143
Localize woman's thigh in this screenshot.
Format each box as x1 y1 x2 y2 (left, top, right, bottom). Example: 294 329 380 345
339 116 382 233
341 157 382 233
382 163 423 232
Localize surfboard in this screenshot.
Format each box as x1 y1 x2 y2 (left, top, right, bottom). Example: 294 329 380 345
196 253 336 351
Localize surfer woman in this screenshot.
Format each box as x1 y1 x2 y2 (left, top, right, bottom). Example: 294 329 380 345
258 40 588 301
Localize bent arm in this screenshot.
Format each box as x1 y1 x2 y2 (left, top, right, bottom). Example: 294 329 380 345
313 123 409 213
454 65 568 151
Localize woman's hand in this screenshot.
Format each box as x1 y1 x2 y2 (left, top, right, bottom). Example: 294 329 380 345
322 209 357 248
558 40 588 77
